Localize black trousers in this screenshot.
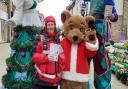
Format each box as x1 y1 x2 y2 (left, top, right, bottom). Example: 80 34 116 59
32 77 58 89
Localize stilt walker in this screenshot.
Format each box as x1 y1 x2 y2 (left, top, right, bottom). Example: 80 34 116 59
89 0 118 89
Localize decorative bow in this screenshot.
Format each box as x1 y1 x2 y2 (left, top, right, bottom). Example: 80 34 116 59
15 72 27 81
2 86 7 89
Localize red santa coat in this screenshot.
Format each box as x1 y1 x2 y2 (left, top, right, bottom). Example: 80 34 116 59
32 35 65 84
60 38 99 82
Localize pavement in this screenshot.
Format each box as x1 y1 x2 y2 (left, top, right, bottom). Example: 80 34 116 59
0 43 10 87
0 43 128 89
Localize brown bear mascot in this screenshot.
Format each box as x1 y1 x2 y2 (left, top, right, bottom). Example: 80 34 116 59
60 10 99 89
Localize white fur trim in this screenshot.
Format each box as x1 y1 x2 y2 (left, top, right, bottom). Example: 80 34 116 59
35 65 56 79
86 38 99 51
61 45 89 82
43 50 50 54
62 71 89 82
70 44 78 72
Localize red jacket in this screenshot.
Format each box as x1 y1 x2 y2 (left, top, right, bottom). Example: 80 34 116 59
32 35 65 84
60 38 99 82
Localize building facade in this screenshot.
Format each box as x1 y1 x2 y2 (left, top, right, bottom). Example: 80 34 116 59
111 0 128 42
0 0 17 43
0 1 8 43
67 0 128 42
67 0 85 15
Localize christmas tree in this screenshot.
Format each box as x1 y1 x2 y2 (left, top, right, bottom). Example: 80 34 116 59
2 25 41 89
1 0 43 88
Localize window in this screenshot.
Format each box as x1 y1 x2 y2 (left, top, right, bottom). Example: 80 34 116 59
0 19 7 42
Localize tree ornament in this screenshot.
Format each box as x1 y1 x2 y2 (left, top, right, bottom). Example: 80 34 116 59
21 51 26 57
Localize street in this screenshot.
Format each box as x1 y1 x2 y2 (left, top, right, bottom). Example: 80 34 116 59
0 43 127 89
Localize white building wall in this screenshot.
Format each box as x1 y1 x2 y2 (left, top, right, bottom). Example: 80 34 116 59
0 21 1 42
78 0 82 15
0 10 8 42
72 0 90 16
0 10 8 20
73 2 77 15
71 0 82 15
127 21 128 39
114 0 124 15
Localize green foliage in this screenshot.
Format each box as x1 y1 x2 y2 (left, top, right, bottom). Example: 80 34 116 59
116 68 128 85
123 40 128 48
6 57 35 72
10 40 34 51
2 74 33 89
14 25 41 36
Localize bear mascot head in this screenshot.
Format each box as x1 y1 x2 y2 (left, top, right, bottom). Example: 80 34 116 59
61 10 97 44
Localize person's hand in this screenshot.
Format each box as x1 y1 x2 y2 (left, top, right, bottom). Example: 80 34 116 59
106 14 115 21
85 28 96 42
5 20 16 27
48 55 54 62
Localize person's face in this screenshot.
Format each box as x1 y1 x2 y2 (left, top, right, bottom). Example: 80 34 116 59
46 22 55 33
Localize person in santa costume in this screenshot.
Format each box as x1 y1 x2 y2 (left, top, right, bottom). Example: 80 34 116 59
32 16 65 89
60 36 99 89
60 11 99 89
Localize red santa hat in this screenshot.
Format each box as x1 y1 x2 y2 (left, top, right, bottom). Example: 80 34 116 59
44 16 56 26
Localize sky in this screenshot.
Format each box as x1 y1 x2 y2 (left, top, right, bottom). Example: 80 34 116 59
37 0 71 26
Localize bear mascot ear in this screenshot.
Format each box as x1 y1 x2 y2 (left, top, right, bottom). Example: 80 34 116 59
84 16 96 30
61 10 71 23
